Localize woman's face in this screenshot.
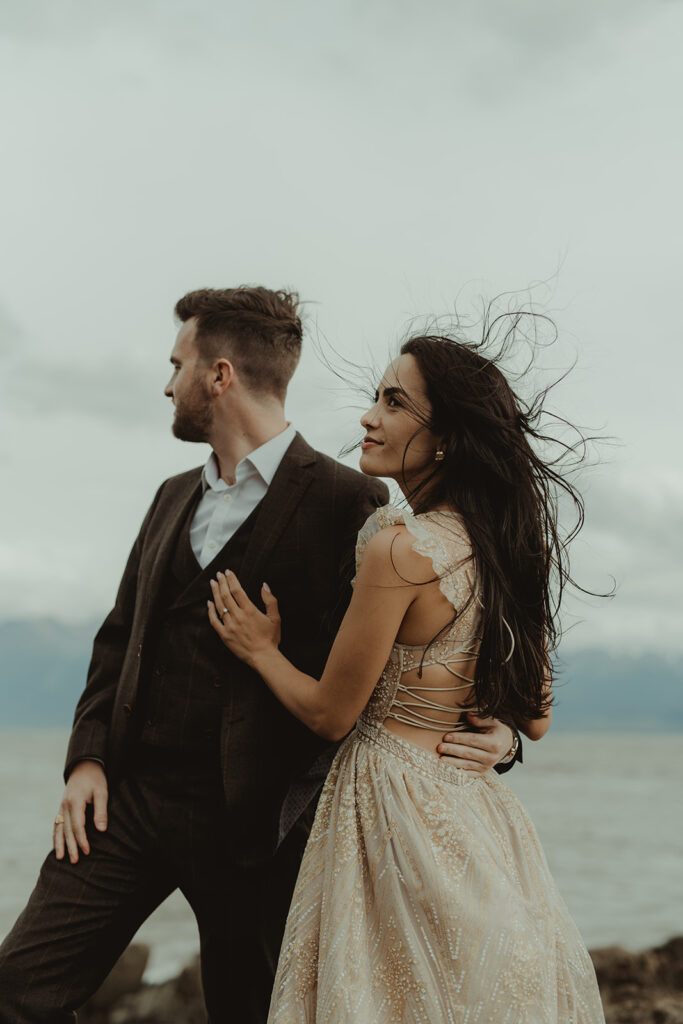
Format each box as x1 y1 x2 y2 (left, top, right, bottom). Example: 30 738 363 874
359 354 442 492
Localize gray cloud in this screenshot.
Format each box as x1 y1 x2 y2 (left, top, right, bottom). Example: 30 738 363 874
0 0 653 97
0 302 25 355
8 355 167 427
559 465 683 653
0 0 681 654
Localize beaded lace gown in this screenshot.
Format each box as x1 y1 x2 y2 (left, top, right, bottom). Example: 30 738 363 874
268 506 605 1023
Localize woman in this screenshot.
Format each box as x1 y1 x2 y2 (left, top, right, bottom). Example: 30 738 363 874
207 330 605 1022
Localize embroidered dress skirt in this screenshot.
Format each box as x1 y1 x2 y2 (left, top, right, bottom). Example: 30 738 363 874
268 720 605 1024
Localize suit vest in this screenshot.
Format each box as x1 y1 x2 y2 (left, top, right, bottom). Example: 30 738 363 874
137 488 263 756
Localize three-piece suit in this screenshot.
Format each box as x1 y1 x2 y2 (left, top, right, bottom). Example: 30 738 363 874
0 432 388 1023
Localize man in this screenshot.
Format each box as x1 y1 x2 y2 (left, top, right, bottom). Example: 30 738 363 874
0 286 519 1023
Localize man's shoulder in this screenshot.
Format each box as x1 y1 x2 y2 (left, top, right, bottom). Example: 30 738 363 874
153 465 203 502
310 447 362 482
308 447 387 502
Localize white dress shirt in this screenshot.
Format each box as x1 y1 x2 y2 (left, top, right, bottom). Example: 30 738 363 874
190 423 297 568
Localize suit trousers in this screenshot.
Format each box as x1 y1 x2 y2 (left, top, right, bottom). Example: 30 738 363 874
0 746 311 1024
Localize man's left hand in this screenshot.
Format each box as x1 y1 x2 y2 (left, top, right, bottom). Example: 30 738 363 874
437 713 513 774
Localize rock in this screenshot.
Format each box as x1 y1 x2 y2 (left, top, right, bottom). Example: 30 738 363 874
656 937 683 991
593 938 683 1024
108 956 206 1024
79 935 683 1023
591 945 659 991
83 945 150 1010
653 999 683 1024
175 956 203 1000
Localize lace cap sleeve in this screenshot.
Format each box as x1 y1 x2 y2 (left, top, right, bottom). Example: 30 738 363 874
353 504 476 615
352 504 406 584
402 510 476 615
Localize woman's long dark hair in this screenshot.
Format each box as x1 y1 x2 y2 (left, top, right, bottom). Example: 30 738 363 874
390 310 595 724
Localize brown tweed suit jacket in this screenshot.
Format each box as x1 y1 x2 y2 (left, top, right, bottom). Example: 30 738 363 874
64 434 389 864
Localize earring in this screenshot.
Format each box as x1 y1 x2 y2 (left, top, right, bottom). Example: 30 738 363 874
435 449 445 462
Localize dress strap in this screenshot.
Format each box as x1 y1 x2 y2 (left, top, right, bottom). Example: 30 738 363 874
385 648 475 731
387 710 470 730
353 504 476 617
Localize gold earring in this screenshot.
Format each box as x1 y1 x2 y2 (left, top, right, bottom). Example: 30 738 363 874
435 449 445 462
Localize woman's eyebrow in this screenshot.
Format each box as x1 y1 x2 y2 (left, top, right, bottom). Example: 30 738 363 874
377 385 408 399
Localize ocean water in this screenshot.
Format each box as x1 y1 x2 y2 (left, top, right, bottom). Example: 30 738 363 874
1 731 681 983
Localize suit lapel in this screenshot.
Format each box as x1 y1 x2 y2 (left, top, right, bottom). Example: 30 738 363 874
140 472 203 620
156 433 317 612
169 499 262 611
239 432 317 594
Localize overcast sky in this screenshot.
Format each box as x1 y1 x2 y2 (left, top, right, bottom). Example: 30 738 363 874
1 0 681 655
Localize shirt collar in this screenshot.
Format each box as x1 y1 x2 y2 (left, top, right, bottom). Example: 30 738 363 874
201 423 297 493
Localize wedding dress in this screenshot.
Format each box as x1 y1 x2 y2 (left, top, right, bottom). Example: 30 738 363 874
268 505 605 1023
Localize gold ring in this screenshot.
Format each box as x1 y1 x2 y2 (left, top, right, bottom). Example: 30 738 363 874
54 814 65 826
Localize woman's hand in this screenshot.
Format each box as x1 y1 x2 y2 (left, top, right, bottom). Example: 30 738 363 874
207 570 281 668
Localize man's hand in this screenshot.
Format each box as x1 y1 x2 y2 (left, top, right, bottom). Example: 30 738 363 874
437 713 514 774
54 760 108 863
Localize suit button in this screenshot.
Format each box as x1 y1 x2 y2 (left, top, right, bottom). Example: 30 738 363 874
122 703 133 716
153 665 165 677
146 718 155 727
212 676 222 688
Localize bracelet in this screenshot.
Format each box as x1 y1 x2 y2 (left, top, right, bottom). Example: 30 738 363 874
497 731 519 766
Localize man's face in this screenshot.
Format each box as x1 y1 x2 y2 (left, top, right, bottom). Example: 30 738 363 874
164 319 213 442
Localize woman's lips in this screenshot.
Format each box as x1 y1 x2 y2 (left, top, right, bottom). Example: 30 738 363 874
361 440 383 450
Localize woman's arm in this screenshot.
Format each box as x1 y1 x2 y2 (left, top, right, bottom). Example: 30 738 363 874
517 663 553 740
208 526 432 741
518 711 552 741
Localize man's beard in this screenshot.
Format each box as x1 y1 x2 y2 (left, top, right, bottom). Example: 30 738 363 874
171 376 213 442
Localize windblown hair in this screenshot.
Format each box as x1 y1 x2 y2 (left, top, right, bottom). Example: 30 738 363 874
174 286 302 399
388 311 594 725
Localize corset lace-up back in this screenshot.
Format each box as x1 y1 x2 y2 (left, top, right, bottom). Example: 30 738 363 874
268 503 606 1024
352 504 482 732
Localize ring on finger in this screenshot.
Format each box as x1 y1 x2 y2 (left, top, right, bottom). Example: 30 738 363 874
54 815 65 826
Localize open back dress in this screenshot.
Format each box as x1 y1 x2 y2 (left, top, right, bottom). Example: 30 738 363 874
267 505 605 1023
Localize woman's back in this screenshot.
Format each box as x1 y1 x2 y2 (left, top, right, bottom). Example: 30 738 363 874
354 505 483 758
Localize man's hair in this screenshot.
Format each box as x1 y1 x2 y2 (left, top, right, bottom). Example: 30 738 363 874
174 286 303 400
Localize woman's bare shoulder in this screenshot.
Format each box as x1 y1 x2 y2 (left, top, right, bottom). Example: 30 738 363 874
357 522 439 587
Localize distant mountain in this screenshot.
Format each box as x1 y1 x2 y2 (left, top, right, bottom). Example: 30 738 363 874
0 619 99 728
550 650 683 732
0 618 681 731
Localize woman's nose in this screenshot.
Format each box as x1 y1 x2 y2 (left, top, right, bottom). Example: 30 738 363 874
361 404 379 429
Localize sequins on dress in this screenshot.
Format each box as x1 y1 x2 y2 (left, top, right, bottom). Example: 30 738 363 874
267 505 605 1023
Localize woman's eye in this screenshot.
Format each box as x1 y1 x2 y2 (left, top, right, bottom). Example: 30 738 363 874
387 395 401 408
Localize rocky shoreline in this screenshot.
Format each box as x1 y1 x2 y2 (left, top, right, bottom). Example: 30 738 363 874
79 937 683 1023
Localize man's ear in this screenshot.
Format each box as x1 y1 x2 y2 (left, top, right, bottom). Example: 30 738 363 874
212 358 235 396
